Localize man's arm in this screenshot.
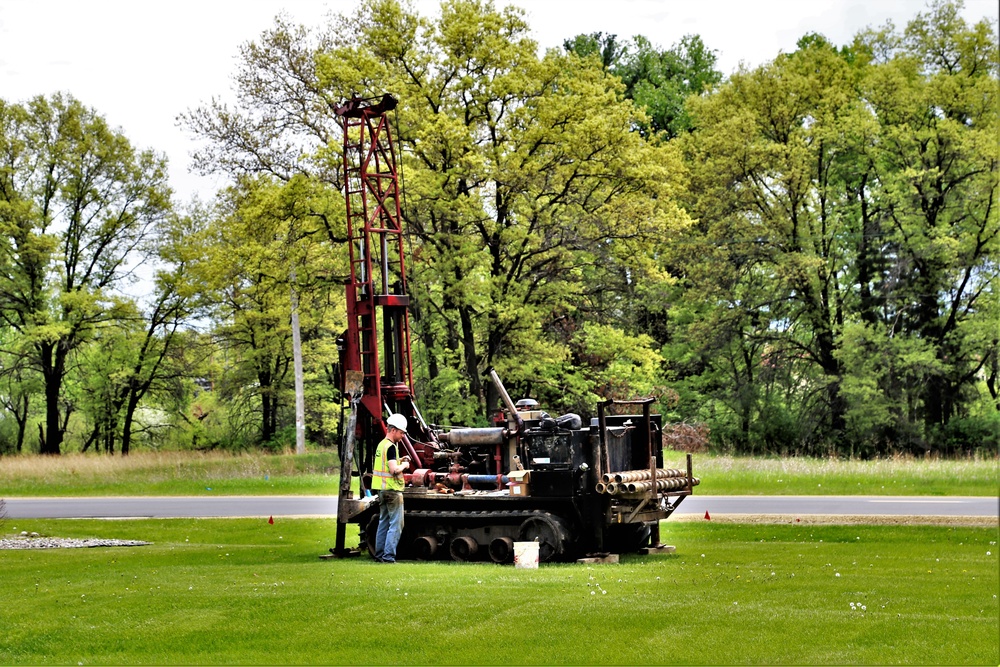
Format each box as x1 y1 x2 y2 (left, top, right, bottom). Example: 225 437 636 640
386 445 409 477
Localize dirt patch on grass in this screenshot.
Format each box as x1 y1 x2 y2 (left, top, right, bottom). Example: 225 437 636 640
0 534 151 549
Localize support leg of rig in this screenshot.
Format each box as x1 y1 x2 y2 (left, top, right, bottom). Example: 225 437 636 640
639 520 676 555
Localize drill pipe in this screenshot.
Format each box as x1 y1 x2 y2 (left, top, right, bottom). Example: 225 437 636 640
625 477 686 493
595 477 701 494
619 468 685 483
601 468 687 484
620 477 701 494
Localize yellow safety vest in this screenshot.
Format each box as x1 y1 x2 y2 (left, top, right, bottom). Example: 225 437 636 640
371 437 404 492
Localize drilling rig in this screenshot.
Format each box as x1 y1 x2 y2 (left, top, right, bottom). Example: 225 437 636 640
331 93 698 563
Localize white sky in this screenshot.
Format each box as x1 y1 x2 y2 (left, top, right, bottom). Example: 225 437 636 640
1 0 997 204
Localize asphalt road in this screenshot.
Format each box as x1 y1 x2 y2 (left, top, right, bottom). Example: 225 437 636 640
3 495 997 519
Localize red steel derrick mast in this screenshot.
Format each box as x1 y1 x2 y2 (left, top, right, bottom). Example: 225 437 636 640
334 93 431 482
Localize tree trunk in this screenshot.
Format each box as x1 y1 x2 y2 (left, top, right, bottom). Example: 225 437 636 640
81 425 99 453
916 281 947 430
410 296 440 382
739 344 755 446
122 394 140 456
855 178 880 327
924 375 947 428
459 305 483 409
290 276 306 455
39 341 65 455
799 275 846 439
13 393 28 454
104 426 115 454
987 345 999 411
261 389 274 443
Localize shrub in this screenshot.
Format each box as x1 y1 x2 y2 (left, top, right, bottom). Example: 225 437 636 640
929 414 1000 456
663 421 710 453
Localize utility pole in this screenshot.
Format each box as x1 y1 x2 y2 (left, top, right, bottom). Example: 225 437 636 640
290 266 306 455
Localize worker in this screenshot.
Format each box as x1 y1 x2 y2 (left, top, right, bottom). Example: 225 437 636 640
371 413 410 563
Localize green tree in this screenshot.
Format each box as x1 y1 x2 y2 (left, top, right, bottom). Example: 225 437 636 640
317 0 689 418
562 32 627 69
181 19 352 446
0 94 172 454
854 0 999 435
182 16 344 191
565 32 723 138
674 35 862 450
189 176 341 447
184 0 691 424
673 1 997 453
74 266 196 455
0 327 39 453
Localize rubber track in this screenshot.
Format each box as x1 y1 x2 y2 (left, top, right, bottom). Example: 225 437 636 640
406 508 551 522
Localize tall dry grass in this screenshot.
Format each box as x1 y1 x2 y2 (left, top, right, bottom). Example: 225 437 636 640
3 451 228 480
0 450 338 489
692 452 997 477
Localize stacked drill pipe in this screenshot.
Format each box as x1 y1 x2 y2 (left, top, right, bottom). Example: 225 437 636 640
601 468 686 484
595 467 700 495
623 477 700 494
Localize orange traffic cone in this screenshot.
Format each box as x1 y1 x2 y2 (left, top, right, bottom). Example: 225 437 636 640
704 511 711 521
268 516 274 524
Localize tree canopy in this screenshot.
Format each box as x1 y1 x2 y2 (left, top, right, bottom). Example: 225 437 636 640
564 31 723 138
0 93 173 454
668 1 998 454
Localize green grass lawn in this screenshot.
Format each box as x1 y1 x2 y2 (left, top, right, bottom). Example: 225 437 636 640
0 518 996 665
1 449 996 497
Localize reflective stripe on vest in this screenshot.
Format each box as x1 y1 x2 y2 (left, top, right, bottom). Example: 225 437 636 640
372 437 403 492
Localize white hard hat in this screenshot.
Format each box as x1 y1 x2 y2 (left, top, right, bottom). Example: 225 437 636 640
386 413 408 431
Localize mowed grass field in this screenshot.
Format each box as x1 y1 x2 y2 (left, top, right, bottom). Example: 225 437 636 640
1 449 997 496
0 518 996 665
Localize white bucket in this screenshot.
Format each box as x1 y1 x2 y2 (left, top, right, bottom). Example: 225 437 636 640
513 541 539 569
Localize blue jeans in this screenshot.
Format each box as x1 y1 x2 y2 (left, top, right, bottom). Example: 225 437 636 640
374 490 404 562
